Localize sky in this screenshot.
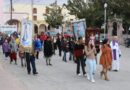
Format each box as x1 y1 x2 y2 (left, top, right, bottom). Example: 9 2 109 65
4 0 67 6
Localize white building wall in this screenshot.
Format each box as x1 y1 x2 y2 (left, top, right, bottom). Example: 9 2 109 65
0 0 4 25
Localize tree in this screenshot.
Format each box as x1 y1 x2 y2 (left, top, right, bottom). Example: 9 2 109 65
65 0 104 27
44 1 63 28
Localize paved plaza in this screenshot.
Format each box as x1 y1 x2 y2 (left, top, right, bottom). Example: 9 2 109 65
0 45 130 90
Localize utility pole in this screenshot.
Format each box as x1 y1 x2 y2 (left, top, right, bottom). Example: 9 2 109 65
31 0 34 21
10 0 13 20
104 3 107 38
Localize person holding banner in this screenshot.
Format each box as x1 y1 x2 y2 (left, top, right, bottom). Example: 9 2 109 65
74 37 86 76
21 20 38 75
25 45 38 75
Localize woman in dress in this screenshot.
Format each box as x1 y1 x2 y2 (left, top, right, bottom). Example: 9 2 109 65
100 39 112 81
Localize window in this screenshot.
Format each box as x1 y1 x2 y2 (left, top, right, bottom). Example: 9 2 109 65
33 8 37 13
33 16 37 21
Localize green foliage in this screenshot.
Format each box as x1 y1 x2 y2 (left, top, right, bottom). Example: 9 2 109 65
44 2 63 28
107 0 130 24
65 0 130 28
65 0 104 27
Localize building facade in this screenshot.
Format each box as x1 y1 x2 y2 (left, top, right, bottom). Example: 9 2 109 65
3 2 76 34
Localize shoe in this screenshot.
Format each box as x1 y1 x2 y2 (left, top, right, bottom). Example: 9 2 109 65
10 61 12 64
28 72 31 75
104 72 110 81
15 62 17 65
105 78 110 81
114 70 118 72
87 74 90 80
49 63 52 66
91 78 95 83
33 72 38 75
100 71 104 78
77 73 81 76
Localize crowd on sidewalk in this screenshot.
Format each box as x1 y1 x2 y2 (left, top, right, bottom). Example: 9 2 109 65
0 32 122 83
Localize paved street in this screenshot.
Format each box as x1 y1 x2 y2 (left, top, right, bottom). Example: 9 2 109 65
0 45 130 90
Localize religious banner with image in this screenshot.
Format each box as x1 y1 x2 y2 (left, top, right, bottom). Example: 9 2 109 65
20 20 33 48
72 19 86 40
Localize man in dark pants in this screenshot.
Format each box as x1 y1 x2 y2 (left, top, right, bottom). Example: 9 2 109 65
56 37 62 56
25 52 38 75
76 57 86 75
25 52 31 74
74 37 86 76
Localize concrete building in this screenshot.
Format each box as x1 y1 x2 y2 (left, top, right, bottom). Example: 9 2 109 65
3 2 76 34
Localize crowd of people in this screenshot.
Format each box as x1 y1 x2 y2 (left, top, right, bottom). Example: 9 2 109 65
0 32 121 83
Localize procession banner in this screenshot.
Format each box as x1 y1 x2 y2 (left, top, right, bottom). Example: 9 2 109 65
20 20 33 48
72 19 86 40
0 25 17 35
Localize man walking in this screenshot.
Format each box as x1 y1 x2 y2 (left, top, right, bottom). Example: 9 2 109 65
110 36 121 71
74 37 86 76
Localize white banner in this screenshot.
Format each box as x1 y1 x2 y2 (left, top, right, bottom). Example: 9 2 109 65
0 25 17 35
20 20 33 48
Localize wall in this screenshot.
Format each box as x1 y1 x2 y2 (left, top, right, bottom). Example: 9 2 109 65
0 0 4 25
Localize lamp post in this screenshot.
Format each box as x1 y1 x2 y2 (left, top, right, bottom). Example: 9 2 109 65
104 3 107 38
10 0 13 20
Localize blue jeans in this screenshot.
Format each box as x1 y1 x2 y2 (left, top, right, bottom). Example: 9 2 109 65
86 59 96 80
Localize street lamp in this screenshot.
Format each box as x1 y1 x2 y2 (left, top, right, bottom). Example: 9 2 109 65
104 3 107 38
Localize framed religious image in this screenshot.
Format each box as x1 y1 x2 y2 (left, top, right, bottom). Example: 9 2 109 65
85 27 100 53
20 20 33 48
72 19 86 40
